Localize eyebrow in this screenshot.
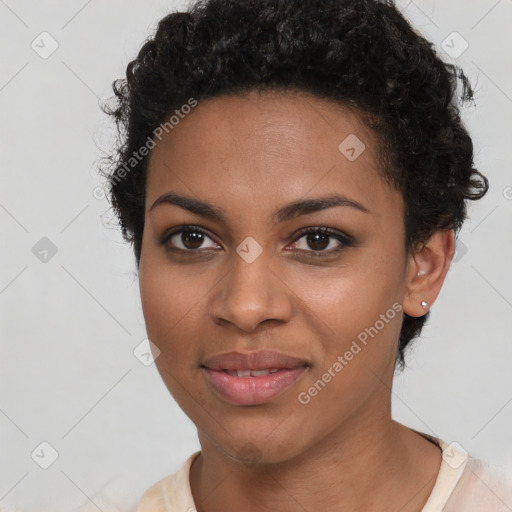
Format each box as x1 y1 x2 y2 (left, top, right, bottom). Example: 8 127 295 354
149 191 371 223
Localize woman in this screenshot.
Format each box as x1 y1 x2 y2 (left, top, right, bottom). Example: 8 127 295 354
102 0 510 510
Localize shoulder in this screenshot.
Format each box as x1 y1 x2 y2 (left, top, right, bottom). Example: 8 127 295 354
136 451 201 512
414 431 512 512
444 457 512 512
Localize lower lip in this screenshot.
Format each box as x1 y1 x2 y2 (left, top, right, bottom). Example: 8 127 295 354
203 367 308 405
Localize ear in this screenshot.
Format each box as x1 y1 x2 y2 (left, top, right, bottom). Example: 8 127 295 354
403 229 456 317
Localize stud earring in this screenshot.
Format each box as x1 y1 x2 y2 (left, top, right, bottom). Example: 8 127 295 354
421 300 428 309
417 270 426 277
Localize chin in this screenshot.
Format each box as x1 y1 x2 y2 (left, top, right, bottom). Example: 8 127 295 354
208 431 308 467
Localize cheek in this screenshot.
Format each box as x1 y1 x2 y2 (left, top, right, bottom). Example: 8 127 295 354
294 251 403 335
138 261 207 364
294 274 403 422
290 246 405 385
140 254 197 320
138 263 210 411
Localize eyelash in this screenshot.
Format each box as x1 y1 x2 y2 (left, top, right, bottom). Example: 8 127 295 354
159 225 355 258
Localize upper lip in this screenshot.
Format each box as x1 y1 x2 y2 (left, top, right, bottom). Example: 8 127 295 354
202 350 309 371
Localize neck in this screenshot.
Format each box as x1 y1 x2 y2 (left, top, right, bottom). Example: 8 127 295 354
189 407 442 512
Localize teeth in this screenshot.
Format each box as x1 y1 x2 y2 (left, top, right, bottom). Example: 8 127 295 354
224 368 281 377
251 369 272 377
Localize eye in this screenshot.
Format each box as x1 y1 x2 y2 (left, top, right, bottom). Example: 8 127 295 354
160 225 354 257
287 227 354 256
161 225 220 252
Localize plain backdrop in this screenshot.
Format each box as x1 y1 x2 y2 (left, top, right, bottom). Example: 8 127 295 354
1 0 511 511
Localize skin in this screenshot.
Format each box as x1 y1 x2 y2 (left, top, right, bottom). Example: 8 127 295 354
138 89 455 512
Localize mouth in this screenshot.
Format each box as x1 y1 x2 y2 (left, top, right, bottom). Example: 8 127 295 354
220 368 288 377
202 366 308 405
201 349 309 372
200 350 309 405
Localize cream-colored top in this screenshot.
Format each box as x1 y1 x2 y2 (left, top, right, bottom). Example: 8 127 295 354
136 435 512 512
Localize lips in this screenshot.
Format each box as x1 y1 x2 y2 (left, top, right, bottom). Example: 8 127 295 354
201 350 309 371
201 350 309 405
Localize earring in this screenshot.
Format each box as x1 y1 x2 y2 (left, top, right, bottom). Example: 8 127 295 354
417 270 426 276
421 300 428 309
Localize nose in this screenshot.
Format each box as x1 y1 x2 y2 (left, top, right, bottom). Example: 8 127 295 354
208 250 293 333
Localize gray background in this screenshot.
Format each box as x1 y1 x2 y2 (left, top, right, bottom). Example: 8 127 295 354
1 0 511 511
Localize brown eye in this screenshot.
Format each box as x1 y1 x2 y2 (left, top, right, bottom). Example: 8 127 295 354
289 227 354 255
161 226 220 252
178 230 206 250
303 232 330 251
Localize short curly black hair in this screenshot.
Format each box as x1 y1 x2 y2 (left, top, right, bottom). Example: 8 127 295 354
101 0 488 371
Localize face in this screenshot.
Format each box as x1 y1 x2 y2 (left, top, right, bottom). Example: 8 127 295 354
138 90 413 464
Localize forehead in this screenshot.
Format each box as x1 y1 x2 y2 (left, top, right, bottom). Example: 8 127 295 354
145 90 401 222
